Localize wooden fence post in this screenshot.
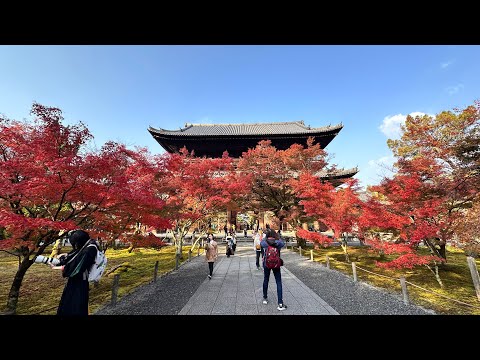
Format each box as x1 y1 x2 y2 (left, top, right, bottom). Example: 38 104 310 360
326 255 330 269
153 260 159 282
111 274 120 306
352 262 357 282
467 256 480 301
400 276 409 305
310 249 314 261
188 249 192 261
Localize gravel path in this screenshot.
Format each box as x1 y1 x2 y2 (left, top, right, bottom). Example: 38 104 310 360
280 248 435 315
95 254 208 315
95 244 435 315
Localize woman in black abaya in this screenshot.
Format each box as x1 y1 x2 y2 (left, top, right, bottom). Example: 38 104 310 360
55 230 97 316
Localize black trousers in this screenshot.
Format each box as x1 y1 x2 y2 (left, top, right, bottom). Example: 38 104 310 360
208 262 214 276
255 250 262 267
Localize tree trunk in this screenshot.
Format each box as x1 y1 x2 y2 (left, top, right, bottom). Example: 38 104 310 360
6 256 33 314
177 239 183 260
341 237 349 262
426 262 444 288
296 237 307 249
434 263 444 288
424 238 448 263
438 242 447 262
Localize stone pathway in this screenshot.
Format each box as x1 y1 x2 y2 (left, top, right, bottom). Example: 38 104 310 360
179 246 338 315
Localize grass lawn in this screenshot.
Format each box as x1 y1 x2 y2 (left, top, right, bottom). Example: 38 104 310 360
0 245 199 315
291 244 480 315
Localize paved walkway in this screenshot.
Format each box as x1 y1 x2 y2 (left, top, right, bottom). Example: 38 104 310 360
179 246 338 315
96 242 432 315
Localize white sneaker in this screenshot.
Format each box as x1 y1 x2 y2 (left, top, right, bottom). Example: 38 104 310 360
277 304 288 311
262 299 268 305
208 275 212 280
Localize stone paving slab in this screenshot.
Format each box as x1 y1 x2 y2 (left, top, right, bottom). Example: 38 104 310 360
179 246 339 315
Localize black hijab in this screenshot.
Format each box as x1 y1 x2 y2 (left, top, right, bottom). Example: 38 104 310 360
69 230 90 250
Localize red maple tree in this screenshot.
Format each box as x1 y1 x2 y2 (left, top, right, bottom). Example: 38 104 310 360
297 177 362 261
0 104 169 313
236 138 333 245
360 101 480 286
159 148 245 258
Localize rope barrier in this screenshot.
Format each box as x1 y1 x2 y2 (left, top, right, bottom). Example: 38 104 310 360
353 265 399 281
303 248 480 311
404 280 480 309
32 305 57 315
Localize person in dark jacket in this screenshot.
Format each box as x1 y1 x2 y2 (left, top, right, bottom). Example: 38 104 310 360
52 230 97 315
261 228 287 311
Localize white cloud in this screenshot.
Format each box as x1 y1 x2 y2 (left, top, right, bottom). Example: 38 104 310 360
440 60 454 69
363 155 396 185
445 83 464 95
379 112 429 139
368 155 394 168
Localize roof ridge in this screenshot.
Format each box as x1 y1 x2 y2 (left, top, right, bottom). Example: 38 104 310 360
184 121 307 127
148 121 344 136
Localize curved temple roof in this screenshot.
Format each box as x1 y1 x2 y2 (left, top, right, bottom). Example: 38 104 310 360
148 121 344 158
148 121 343 137
317 167 359 186
148 120 357 184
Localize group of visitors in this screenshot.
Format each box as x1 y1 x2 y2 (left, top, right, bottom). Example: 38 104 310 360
205 224 287 311
39 225 287 316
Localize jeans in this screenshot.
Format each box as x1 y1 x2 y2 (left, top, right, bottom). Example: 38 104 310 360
263 267 283 305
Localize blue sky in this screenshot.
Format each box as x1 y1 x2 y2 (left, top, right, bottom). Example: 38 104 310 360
1 45 479 189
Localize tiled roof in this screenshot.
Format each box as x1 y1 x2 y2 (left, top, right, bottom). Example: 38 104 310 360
316 167 359 179
149 121 342 137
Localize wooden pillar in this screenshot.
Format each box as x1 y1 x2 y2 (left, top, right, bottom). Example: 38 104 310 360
400 276 409 305
259 211 265 229
302 222 308 230
153 261 159 282
313 221 320 231
467 256 480 301
111 274 120 306
226 210 232 229
230 210 237 229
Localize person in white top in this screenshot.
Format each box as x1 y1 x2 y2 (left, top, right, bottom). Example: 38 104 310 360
253 230 263 270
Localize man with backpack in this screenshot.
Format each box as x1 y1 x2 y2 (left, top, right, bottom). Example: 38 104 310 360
261 227 287 311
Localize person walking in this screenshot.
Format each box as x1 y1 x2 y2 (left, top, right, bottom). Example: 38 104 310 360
226 235 234 257
232 234 237 252
204 233 218 279
51 230 98 316
261 228 287 311
253 230 263 270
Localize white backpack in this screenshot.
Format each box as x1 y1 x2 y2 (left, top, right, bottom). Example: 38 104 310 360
86 242 107 282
